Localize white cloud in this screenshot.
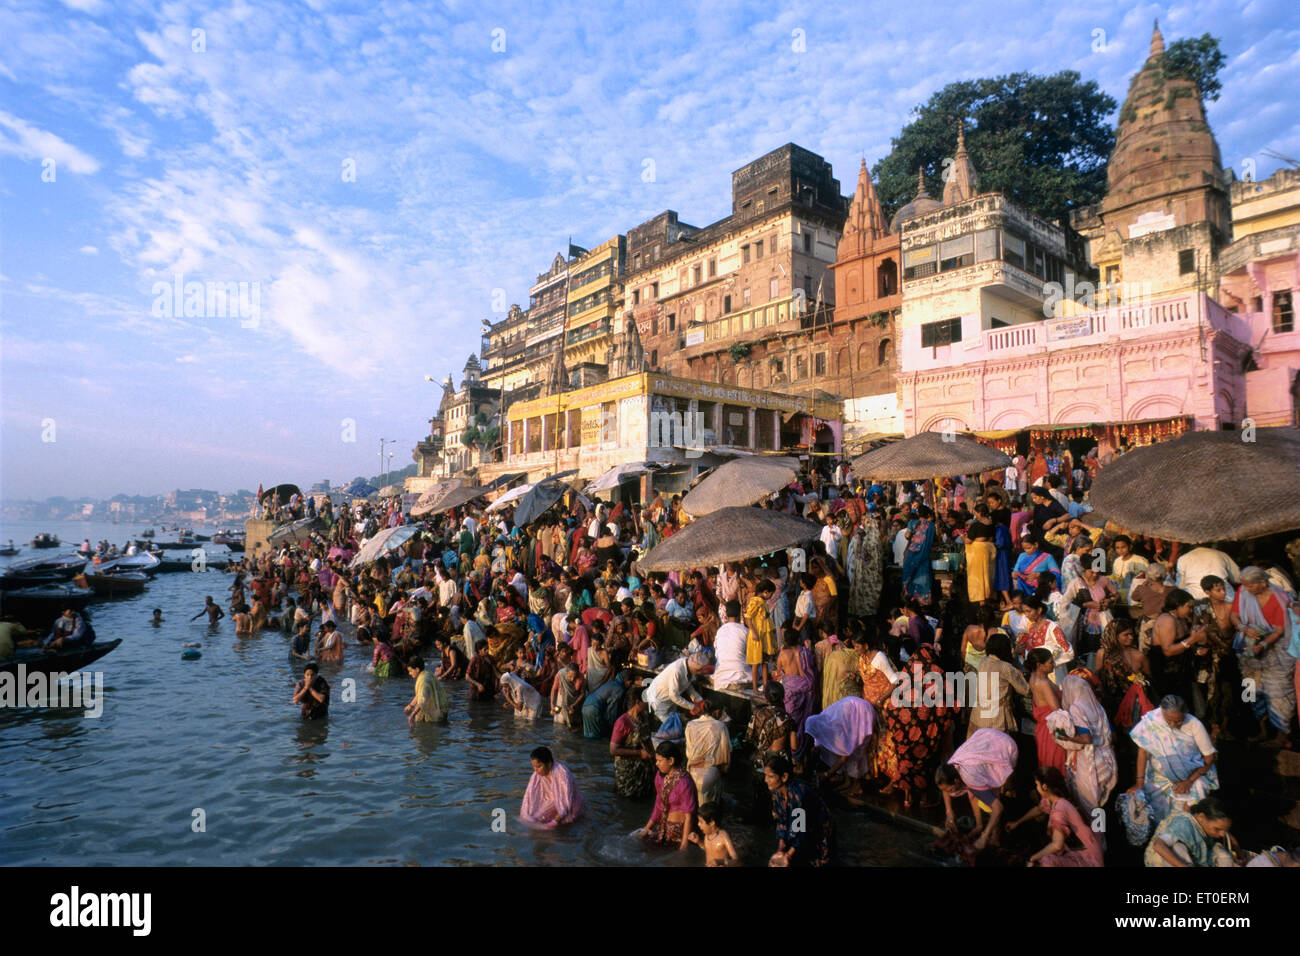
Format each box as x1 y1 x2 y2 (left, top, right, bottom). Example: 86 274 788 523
0 110 98 173
79 245 98 254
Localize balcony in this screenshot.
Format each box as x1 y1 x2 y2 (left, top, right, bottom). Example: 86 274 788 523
903 292 1245 372
567 319 613 346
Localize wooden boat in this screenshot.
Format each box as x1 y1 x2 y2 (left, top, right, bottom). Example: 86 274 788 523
1 584 95 629
195 533 212 542
154 552 232 573
0 546 20 556
0 571 64 591
1 638 122 678
30 533 61 549
140 529 155 538
84 571 148 595
213 531 246 552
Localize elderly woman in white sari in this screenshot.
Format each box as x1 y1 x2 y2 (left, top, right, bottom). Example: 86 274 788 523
1231 566 1297 745
501 671 544 719
1059 675 1118 817
1127 694 1218 827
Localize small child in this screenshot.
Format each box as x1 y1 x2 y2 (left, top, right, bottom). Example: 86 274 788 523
688 804 738 867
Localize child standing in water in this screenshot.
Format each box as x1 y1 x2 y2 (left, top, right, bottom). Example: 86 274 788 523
688 804 738 867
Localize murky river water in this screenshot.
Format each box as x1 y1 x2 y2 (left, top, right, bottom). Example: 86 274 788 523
1 520 933 866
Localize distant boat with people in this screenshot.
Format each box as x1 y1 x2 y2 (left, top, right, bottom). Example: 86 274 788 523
30 533 60 549
1 638 122 679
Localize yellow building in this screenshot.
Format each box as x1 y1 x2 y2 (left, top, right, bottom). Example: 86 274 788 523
565 236 626 368
503 370 841 486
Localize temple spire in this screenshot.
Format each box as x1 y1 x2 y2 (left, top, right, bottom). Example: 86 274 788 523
1150 19 1164 57
942 118 980 206
840 159 889 254
915 167 930 198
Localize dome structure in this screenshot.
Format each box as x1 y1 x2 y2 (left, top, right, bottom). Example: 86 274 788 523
889 168 944 232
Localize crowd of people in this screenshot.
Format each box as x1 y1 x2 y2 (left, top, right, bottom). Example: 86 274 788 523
205 445 1297 867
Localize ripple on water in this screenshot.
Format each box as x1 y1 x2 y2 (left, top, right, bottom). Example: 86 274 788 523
0 560 934 866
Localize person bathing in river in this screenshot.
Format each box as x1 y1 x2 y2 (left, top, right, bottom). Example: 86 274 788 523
520 746 585 828
191 596 225 626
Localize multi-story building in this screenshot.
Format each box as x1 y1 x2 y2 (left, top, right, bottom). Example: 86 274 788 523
436 355 500 476
503 370 842 487
1216 167 1300 425
830 159 904 438
566 235 626 370
481 303 533 395
625 144 850 401
895 23 1291 451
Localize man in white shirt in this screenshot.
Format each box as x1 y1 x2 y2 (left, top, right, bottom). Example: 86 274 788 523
712 600 751 689
1004 462 1019 494
643 653 709 720
1176 546 1240 600
891 522 909 567
461 515 477 539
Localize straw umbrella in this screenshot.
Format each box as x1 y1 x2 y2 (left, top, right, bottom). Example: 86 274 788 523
849 431 1010 481
425 485 488 516
409 479 466 517
349 526 420 567
681 457 799 516
638 506 821 572
1088 427 1300 543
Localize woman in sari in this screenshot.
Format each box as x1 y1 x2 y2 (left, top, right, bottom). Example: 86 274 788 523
636 742 697 850
1097 619 1154 730
900 505 937 605
1060 674 1118 816
550 662 585 730
847 516 885 618
1232 566 1296 745
775 628 816 749
1144 796 1235 867
1007 767 1104 867
525 613 554 671
1028 648 1068 775
371 633 402 677
809 556 838 627
964 504 997 605
883 643 955 808
1128 695 1219 827
936 727 1020 851
520 746 585 829
405 656 450 724
805 696 876 801
500 671 544 719
1013 535 1062 597
586 632 612 690
764 754 834 867
610 689 655 797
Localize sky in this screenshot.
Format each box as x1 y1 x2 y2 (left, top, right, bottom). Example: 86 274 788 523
2 0 1297 500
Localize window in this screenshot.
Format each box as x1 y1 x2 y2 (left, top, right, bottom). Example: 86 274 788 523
772 358 784 375
743 288 751 306
903 245 936 280
667 313 676 331
814 352 826 375
633 253 641 271
651 281 659 298
771 234 778 253
877 259 898 297
755 240 764 259
1274 290 1294 333
1179 249 1195 275
877 338 891 366
804 275 814 298
708 258 717 277
769 278 779 298
723 294 731 314
693 264 702 285
741 245 751 264
976 229 999 263
939 235 974 272
795 354 808 379
1002 234 1026 270
920 318 962 348
651 316 658 336
632 289 640 305
803 232 812 253
650 349 658 366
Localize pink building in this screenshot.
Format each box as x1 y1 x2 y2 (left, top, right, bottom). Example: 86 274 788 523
897 24 1294 444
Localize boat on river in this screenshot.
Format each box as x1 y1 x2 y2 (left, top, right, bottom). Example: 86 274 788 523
1 638 122 678
30 533 61 549
83 571 149 596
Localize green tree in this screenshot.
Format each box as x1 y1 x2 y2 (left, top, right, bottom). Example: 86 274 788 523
461 426 481 448
873 72 1117 223
1161 33 1226 102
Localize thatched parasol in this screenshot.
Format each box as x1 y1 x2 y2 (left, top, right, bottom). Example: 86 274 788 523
850 431 1010 480
268 516 324 544
1087 427 1300 543
681 457 798 516
637 506 821 572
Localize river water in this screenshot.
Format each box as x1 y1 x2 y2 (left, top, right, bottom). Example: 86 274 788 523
1 519 933 866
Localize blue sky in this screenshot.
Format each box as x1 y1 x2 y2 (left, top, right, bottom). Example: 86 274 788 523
2 0 1298 499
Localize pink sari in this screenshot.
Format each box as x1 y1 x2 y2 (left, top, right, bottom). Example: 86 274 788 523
520 761 585 828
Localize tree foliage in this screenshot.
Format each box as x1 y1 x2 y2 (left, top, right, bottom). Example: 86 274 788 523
873 72 1117 223
1160 33 1226 102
